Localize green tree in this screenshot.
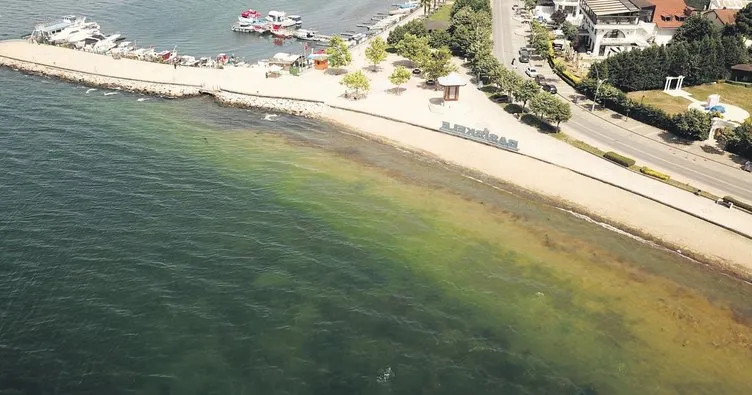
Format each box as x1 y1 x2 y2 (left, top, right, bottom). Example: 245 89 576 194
495 68 523 99
726 120 752 159
471 50 498 81
326 36 352 70
672 14 718 43
451 0 491 17
529 92 555 120
387 20 428 46
524 0 536 10
396 33 432 67
341 70 370 97
550 10 567 26
388 66 412 94
549 97 573 127
450 7 492 56
561 21 577 42
428 29 452 49
735 4 752 37
365 36 388 71
516 80 540 110
422 47 457 86
672 109 712 140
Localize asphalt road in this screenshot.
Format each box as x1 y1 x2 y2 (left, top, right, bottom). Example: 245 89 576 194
490 0 752 202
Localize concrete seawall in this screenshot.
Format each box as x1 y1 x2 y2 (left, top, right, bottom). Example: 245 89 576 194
0 40 330 117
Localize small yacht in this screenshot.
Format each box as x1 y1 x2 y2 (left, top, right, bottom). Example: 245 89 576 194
265 11 302 28
293 29 319 41
92 33 124 53
64 25 102 45
49 21 100 44
31 15 79 41
238 9 262 24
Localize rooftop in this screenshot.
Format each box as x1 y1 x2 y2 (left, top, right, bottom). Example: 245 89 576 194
703 8 738 24
584 0 639 16
650 0 692 28
731 64 752 72
437 72 467 86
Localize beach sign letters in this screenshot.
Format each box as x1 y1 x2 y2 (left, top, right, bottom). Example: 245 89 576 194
439 121 519 152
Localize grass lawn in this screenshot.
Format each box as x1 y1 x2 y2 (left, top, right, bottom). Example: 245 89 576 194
684 83 752 115
429 3 453 22
625 90 691 114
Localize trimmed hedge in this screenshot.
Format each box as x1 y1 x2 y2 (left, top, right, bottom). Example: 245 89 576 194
723 196 752 212
640 167 670 180
603 151 636 167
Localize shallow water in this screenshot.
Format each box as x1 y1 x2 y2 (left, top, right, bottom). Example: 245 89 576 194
1 68 751 395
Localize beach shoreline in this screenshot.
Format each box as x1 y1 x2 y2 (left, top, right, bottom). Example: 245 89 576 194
322 109 752 282
2 36 752 281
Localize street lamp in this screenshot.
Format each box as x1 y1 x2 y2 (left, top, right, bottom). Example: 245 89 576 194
591 78 607 112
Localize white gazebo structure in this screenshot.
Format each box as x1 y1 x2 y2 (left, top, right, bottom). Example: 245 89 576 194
437 72 467 101
663 76 685 94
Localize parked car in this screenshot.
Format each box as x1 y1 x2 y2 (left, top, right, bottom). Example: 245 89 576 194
519 48 529 56
525 67 538 77
534 74 545 85
412 68 421 75
542 84 558 94
519 54 530 63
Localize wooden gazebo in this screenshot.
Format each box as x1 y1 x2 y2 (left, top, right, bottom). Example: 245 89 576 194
437 72 467 102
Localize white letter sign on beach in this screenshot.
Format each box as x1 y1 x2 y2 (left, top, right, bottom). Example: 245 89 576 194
439 122 519 152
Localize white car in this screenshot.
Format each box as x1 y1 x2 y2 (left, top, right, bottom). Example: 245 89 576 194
525 67 538 77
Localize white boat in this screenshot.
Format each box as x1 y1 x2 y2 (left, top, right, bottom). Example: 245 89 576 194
47 18 89 43
50 21 100 44
31 15 79 41
394 1 419 8
294 29 319 40
65 26 102 45
265 11 302 28
238 9 262 24
92 34 123 53
388 8 411 15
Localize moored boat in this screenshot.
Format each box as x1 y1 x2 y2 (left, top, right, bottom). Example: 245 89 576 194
265 11 302 28
238 9 262 24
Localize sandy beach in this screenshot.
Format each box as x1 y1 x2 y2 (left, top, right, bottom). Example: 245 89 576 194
2 10 752 278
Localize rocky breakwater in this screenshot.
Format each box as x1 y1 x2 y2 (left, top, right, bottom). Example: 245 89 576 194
0 55 200 98
213 90 328 118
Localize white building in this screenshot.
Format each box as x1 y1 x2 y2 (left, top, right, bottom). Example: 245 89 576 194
579 0 692 57
707 0 750 9
535 0 584 24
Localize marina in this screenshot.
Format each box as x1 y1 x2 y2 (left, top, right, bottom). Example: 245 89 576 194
230 5 416 47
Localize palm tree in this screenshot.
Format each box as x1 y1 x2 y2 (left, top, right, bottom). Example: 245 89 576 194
420 0 431 15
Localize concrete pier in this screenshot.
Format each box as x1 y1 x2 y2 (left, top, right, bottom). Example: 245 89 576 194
0 40 330 117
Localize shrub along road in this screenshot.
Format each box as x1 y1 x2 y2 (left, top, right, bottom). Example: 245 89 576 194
490 0 752 203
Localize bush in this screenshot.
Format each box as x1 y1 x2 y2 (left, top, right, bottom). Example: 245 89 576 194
603 151 636 167
504 103 523 114
640 167 670 180
723 196 752 212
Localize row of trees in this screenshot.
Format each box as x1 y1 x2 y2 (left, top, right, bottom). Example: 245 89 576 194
589 14 749 92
